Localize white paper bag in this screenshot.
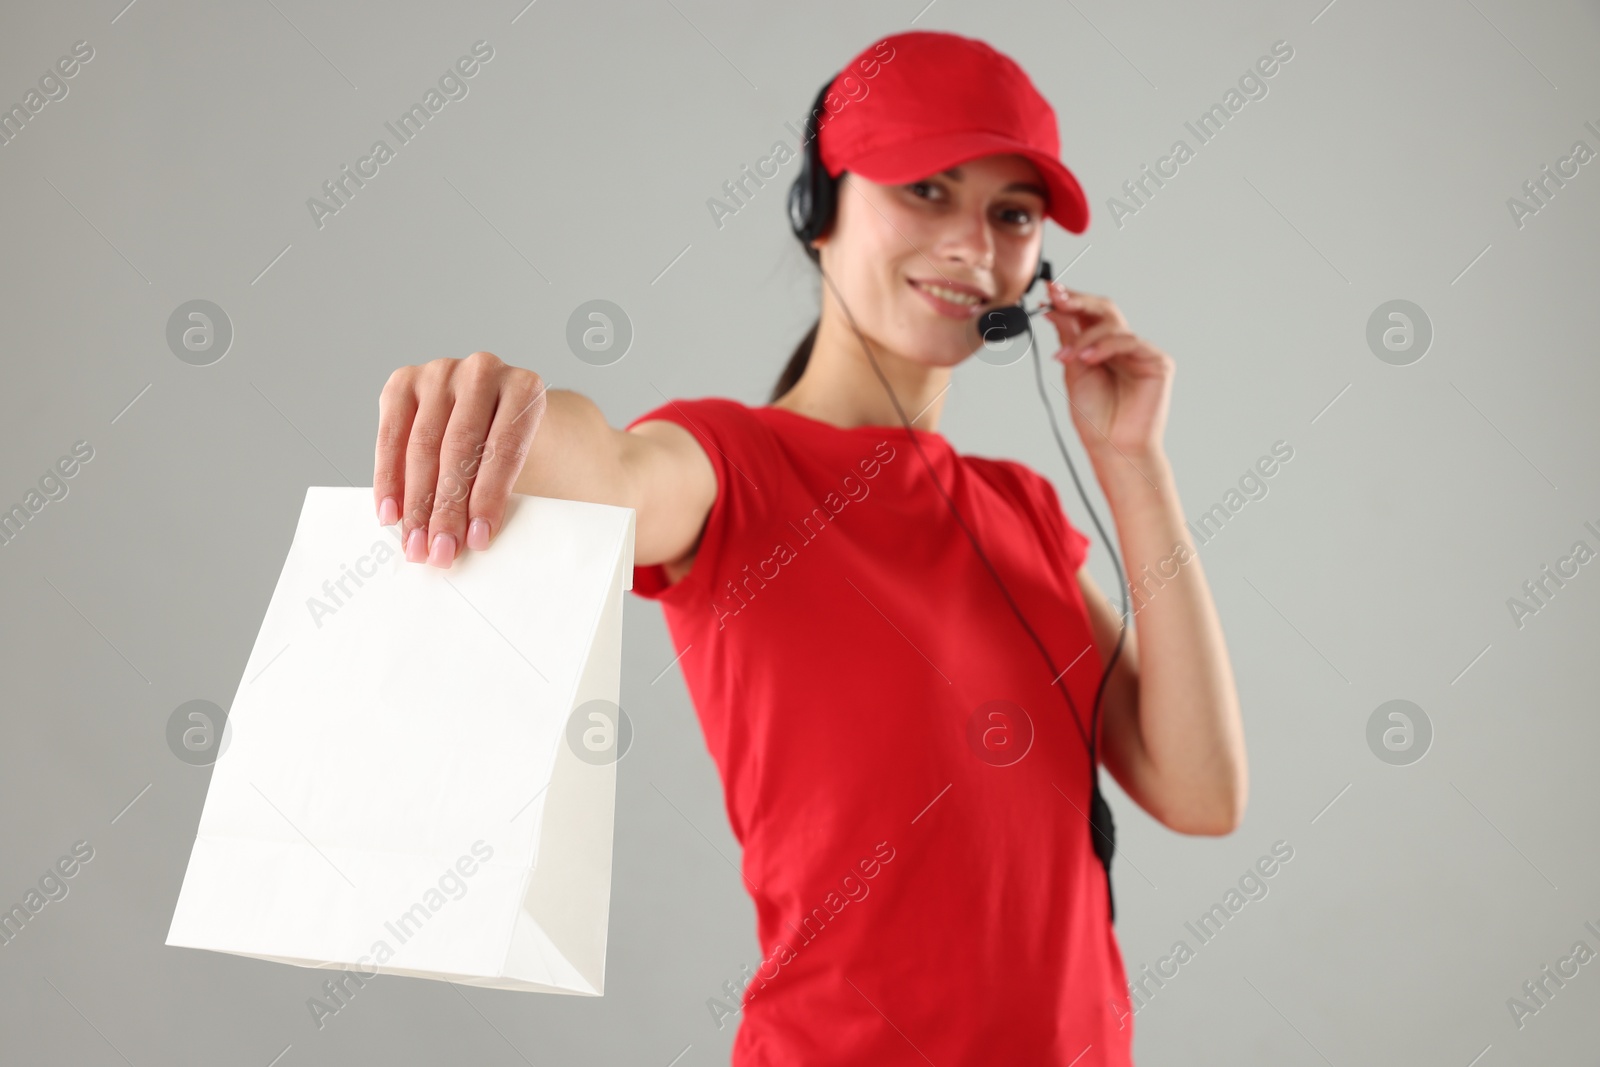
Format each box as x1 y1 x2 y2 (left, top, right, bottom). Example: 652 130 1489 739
166 487 635 995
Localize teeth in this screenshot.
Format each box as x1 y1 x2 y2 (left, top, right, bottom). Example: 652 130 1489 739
920 283 981 306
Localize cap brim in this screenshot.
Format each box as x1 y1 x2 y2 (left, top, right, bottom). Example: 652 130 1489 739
842 130 1090 234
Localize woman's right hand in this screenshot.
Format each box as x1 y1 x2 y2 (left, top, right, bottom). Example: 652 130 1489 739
374 350 548 568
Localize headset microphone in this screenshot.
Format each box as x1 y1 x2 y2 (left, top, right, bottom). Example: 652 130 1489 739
976 258 1053 345
976 305 1031 344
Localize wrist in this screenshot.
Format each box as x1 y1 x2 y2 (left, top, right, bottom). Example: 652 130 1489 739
1088 445 1174 502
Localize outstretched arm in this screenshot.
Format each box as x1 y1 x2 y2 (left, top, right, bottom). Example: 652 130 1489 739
373 350 715 570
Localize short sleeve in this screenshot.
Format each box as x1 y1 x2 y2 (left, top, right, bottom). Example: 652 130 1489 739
623 396 777 604
989 459 1091 577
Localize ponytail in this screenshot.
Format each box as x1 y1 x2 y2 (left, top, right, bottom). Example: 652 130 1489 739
770 319 817 403
770 243 823 403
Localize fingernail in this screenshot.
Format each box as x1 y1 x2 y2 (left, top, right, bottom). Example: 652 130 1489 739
405 526 427 563
1079 345 1096 360
428 532 456 569
378 496 399 526
467 517 490 551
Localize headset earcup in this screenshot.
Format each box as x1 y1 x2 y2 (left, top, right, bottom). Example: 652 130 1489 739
790 78 840 246
809 165 836 244
786 168 811 238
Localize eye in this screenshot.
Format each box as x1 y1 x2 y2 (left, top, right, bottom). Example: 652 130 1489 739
906 179 946 202
996 204 1038 228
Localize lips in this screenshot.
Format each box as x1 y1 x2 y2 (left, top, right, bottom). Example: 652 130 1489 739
907 278 992 319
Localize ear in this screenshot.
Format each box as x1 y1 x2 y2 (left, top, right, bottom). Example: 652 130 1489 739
809 218 834 251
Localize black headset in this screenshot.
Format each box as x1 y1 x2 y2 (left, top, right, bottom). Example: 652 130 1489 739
786 74 1132 923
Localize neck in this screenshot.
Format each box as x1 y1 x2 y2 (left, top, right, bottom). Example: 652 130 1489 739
772 300 952 433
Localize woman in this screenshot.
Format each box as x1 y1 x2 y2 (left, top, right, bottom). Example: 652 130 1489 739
372 30 1245 1067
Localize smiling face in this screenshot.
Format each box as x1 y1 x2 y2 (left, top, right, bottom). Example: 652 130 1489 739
813 153 1049 368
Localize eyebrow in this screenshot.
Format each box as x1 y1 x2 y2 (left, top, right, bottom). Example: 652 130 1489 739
939 166 1048 201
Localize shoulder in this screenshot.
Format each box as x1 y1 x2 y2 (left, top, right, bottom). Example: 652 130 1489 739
625 398 783 602
963 454 1058 513
626 395 761 436
626 396 781 472
627 396 786 514
964 453 1091 571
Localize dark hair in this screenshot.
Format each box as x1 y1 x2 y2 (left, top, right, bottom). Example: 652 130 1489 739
770 243 822 403
772 75 840 404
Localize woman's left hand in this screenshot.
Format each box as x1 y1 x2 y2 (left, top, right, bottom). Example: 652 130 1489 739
1040 281 1174 466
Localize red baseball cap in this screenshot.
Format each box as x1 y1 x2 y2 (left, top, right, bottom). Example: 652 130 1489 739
816 31 1090 234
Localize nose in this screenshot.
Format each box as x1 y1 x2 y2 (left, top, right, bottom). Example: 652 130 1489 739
936 201 996 274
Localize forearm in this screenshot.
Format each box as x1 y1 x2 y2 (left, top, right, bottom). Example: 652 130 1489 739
511 388 634 508
509 389 714 568
1096 450 1246 833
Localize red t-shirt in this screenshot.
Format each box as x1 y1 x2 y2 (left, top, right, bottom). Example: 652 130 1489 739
627 397 1134 1066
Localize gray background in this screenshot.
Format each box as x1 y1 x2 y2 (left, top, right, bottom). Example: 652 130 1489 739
2 0 1597 1063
